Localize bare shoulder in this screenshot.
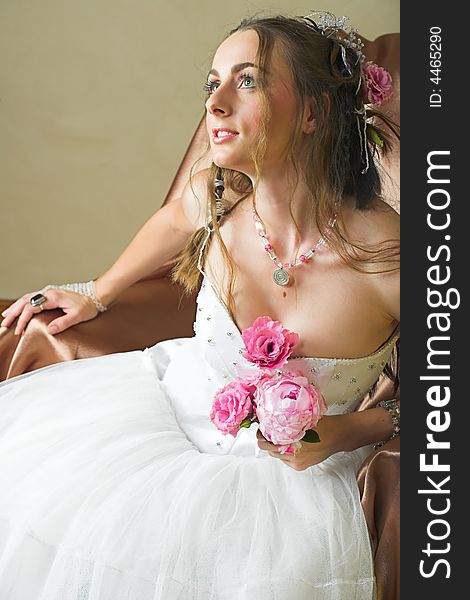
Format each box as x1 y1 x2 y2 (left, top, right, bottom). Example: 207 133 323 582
342 198 400 321
179 168 211 230
180 168 251 230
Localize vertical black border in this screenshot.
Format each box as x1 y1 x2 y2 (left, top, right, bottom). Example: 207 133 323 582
401 1 465 596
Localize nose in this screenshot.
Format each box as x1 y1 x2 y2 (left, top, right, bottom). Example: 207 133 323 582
205 84 233 117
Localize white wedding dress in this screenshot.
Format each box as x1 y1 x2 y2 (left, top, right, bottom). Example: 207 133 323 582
0 271 398 600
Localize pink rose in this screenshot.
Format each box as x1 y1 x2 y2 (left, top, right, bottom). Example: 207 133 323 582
362 61 393 106
254 372 327 453
241 316 299 370
210 379 255 437
243 370 272 391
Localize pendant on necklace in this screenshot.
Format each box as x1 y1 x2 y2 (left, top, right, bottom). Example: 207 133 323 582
252 207 336 288
273 267 290 286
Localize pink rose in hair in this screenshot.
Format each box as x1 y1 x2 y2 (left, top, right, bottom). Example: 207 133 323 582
362 61 393 106
255 372 327 454
242 316 299 370
210 379 255 437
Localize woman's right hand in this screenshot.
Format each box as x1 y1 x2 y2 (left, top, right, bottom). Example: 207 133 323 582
0 288 100 336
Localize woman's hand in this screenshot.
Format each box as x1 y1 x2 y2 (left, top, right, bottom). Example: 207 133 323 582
1 289 99 336
256 415 346 471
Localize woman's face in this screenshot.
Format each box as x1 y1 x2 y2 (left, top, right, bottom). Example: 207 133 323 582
205 29 300 176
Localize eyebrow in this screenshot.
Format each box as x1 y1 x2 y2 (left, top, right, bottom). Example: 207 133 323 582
207 62 265 78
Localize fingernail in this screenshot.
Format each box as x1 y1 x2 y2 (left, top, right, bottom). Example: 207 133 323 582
1 310 7 317
14 328 19 335
48 325 57 334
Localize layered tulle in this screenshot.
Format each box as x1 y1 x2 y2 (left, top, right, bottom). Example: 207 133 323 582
0 344 375 599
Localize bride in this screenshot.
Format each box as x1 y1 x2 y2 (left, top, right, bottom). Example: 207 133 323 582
0 13 399 600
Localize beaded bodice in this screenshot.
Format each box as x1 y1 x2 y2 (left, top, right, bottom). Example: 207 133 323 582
194 274 398 413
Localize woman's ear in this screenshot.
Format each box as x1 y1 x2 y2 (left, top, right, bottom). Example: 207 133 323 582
301 97 316 135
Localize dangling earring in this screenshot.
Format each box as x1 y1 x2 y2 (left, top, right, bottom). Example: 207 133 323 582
353 107 370 175
214 167 225 218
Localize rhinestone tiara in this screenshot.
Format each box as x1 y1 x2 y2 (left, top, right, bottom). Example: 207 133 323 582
301 11 365 65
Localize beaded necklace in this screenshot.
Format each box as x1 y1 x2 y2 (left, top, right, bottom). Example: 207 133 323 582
252 208 336 286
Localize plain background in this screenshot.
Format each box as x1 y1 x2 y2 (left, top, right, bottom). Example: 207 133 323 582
0 0 399 298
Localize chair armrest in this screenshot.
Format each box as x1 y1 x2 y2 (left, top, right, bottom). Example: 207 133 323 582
0 278 196 381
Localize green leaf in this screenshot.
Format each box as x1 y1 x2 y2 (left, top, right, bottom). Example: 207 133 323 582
301 429 321 443
239 418 253 429
367 126 384 148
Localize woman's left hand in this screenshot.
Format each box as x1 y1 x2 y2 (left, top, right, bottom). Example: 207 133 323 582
256 415 346 471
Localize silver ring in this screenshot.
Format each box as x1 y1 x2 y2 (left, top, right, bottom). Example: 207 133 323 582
30 293 47 308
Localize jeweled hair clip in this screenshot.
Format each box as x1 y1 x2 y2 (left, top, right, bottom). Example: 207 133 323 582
301 11 365 66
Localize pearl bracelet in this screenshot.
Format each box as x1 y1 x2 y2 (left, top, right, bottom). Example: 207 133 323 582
42 280 108 313
374 399 400 450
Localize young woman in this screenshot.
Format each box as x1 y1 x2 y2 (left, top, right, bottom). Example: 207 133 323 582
0 13 399 599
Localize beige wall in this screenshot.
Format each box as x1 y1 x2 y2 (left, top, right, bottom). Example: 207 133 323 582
0 0 399 298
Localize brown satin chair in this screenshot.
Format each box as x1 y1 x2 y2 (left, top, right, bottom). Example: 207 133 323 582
0 32 400 600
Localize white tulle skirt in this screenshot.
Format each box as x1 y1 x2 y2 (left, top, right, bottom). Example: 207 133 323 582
0 341 375 599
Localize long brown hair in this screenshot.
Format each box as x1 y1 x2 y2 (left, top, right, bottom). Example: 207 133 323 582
172 14 400 316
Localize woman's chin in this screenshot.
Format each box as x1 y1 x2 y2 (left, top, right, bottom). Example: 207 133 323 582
211 152 251 175
212 155 239 171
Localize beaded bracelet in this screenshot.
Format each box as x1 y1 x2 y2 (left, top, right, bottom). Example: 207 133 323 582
42 280 108 313
374 399 400 450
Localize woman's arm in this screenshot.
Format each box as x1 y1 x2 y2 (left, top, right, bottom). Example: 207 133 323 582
257 405 397 471
1 169 209 335
94 172 207 306
321 406 397 453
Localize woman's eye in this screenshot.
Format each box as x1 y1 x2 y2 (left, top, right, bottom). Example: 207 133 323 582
240 75 255 88
203 81 219 94
203 74 256 96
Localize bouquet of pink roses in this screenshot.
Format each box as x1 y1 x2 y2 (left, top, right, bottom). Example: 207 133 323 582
210 316 327 454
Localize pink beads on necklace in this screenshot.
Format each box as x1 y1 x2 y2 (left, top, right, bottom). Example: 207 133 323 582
252 209 329 271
